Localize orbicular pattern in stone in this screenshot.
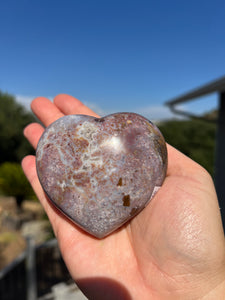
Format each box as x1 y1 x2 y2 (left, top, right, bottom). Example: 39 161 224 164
36 113 167 238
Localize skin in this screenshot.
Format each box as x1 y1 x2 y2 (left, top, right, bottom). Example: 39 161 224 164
22 94 225 299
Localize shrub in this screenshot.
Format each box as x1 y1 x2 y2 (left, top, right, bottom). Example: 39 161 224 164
0 162 34 209
158 119 216 176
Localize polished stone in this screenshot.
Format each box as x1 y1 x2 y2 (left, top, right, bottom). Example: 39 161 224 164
36 113 167 238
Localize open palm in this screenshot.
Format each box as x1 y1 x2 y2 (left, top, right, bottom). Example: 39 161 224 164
22 95 225 299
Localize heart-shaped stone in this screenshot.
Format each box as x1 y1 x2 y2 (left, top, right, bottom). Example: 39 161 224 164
36 113 167 238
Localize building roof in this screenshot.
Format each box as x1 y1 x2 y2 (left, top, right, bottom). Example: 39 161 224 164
165 75 225 106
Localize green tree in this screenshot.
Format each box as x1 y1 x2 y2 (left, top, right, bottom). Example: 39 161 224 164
0 91 35 164
0 162 35 209
158 119 216 176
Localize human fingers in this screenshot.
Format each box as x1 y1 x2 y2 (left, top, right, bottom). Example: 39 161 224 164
53 94 99 117
21 156 54 220
31 97 65 127
24 123 44 149
166 143 209 180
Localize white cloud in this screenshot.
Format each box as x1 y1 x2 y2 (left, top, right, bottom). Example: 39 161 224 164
15 95 109 116
135 104 186 122
84 102 185 122
16 95 54 111
16 95 34 110
83 101 111 117
84 100 187 122
15 95 186 122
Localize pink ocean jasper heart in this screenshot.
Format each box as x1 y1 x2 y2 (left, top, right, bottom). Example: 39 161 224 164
36 113 167 238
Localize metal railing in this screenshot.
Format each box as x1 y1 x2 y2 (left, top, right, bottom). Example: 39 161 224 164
0 237 72 300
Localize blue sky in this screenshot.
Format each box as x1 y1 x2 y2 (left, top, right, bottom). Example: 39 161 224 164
0 0 224 120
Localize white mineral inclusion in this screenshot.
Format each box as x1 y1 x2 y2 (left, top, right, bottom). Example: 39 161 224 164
77 121 104 169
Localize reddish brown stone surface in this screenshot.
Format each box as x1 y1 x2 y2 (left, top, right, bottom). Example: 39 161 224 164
36 113 167 238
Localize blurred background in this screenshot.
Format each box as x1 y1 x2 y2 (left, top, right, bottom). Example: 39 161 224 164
0 0 224 299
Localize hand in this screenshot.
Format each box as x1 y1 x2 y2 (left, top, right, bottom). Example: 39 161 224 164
22 95 225 299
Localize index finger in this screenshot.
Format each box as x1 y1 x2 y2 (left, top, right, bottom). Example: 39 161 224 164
54 94 99 117
31 97 65 127
26 95 99 150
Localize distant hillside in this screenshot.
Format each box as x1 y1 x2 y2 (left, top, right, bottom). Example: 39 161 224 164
158 117 216 176
203 109 218 121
